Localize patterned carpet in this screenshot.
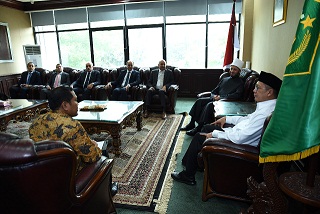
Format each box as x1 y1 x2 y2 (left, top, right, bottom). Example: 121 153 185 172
96 113 184 210
5 113 184 210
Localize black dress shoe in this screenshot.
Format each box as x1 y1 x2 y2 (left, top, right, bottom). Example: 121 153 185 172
180 123 195 131
186 127 200 136
171 171 196 185
111 182 118 196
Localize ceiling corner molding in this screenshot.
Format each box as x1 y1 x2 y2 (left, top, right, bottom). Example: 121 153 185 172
0 0 24 10
6 0 163 12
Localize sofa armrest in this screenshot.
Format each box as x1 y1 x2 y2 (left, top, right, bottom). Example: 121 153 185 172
197 91 211 98
75 157 114 200
168 84 179 91
203 138 259 156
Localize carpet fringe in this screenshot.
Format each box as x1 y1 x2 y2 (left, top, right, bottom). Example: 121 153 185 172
154 116 190 214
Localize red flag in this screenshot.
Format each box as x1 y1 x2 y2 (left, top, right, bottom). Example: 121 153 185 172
223 0 239 69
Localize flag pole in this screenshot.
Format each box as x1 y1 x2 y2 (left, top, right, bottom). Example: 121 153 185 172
223 0 237 70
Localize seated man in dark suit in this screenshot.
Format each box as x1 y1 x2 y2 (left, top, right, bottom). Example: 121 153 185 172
9 62 42 99
104 60 141 101
71 62 101 101
143 59 174 120
171 71 282 185
40 63 71 99
181 58 245 136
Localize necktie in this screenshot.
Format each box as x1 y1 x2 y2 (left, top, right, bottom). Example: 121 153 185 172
122 71 131 87
53 74 60 88
26 72 31 85
83 72 91 88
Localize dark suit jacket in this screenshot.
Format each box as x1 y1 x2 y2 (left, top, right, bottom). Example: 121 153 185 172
112 69 141 88
47 71 71 88
18 70 42 86
71 70 101 89
147 68 174 90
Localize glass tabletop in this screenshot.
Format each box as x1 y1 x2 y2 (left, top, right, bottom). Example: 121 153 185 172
74 100 144 123
0 99 47 117
214 101 257 117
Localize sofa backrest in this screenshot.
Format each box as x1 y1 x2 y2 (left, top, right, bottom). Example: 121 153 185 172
63 67 79 83
109 66 140 82
0 137 77 213
140 65 181 85
93 66 109 85
45 67 79 86
220 68 260 102
35 67 49 85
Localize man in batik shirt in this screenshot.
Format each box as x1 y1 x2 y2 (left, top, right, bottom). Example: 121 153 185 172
29 86 101 174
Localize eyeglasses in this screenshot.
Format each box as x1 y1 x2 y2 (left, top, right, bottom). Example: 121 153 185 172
254 85 267 91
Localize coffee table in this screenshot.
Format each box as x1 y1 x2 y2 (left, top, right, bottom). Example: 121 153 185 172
0 99 49 131
74 100 144 155
214 101 256 118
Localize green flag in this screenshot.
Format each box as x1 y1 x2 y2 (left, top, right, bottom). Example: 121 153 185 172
259 0 320 163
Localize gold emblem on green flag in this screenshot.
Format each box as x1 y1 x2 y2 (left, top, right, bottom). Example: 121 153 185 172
259 0 320 163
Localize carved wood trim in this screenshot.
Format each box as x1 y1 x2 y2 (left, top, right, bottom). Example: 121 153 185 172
244 163 288 214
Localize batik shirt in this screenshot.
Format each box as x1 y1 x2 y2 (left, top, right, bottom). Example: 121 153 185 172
29 111 102 173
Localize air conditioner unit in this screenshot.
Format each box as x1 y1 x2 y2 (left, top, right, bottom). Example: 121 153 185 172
23 45 42 68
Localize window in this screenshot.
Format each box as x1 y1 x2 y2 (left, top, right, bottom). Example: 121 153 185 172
207 14 240 68
207 23 230 68
58 30 90 69
88 5 124 28
31 1 242 69
166 24 206 68
92 30 124 68
36 32 59 70
128 27 163 67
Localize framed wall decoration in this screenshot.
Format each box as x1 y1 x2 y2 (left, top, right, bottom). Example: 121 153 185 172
273 0 288 27
0 22 14 63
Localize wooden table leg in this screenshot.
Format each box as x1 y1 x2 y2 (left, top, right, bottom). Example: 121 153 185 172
108 126 122 155
136 110 142 131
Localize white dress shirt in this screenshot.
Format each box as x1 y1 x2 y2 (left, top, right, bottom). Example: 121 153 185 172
156 69 165 89
212 99 277 147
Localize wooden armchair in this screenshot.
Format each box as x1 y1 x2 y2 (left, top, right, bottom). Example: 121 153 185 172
197 68 259 102
140 66 181 114
23 67 48 99
96 66 140 101
28 67 79 100
0 132 116 214
199 115 272 202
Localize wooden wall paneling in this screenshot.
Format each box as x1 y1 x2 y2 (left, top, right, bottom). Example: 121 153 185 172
0 74 19 97
0 80 5 97
178 69 223 98
179 71 192 96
